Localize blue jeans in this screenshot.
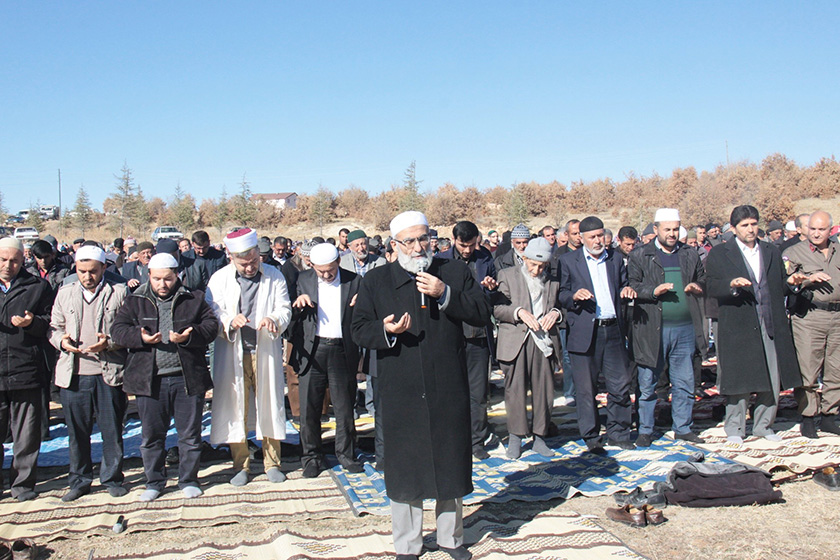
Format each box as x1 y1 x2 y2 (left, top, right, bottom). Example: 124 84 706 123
637 323 695 435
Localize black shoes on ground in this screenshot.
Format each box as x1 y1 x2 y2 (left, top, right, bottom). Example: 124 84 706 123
674 431 705 444
439 545 472 560
607 439 636 450
801 416 819 439
636 433 653 448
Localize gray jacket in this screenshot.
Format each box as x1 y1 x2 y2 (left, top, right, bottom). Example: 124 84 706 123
49 278 129 388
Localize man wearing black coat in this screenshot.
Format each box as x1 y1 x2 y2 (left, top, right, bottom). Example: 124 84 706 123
706 205 803 443
352 211 490 560
628 209 706 447
111 253 219 501
289 243 362 478
0 237 53 501
558 217 637 452
182 230 229 278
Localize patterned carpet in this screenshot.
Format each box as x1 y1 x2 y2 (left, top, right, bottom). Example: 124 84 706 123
94 509 648 560
333 437 733 516
0 462 350 542
696 421 840 480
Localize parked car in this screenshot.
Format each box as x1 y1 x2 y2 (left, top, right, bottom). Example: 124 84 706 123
0 226 9 237
6 216 24 224
13 227 39 240
151 226 184 242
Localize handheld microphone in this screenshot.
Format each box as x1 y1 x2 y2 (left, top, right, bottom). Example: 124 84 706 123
418 263 427 308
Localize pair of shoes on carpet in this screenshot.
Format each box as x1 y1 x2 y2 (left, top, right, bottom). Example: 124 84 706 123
585 438 607 455
802 416 819 439
674 431 705 444
813 466 840 491
614 486 667 508
606 504 666 527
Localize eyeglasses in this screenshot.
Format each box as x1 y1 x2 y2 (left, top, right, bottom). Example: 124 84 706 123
393 234 430 247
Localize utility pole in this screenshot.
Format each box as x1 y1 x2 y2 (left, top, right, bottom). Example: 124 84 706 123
725 141 730 168
58 169 62 239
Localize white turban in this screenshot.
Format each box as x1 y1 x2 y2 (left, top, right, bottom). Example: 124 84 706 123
0 237 23 252
389 211 428 238
785 220 796 232
74 245 106 263
679 226 687 240
224 228 258 254
654 208 680 223
310 243 339 265
148 253 179 270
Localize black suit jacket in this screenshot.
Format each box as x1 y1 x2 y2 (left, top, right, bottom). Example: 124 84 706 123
558 247 628 353
288 267 360 376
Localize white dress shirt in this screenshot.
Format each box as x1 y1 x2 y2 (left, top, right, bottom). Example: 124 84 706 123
736 238 762 283
584 249 617 319
316 274 343 338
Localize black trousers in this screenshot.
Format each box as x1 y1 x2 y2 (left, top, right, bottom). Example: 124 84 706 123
569 323 632 443
136 375 205 491
299 341 357 468
0 387 41 497
60 375 126 490
465 338 491 448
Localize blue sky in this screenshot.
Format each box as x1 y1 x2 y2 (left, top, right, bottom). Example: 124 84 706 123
1 2 838 213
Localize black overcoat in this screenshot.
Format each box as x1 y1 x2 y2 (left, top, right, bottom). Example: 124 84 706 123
351 258 491 502
705 240 800 395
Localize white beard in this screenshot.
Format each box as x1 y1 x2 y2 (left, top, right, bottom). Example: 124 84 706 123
397 247 432 274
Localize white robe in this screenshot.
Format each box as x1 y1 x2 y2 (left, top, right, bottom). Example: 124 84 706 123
205 263 292 444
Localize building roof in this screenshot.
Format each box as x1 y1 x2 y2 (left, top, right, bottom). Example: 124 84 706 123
253 192 297 200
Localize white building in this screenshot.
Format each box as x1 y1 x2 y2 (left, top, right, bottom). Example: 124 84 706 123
252 192 297 209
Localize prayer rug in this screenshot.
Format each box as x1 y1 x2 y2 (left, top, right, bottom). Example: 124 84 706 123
94 509 648 560
333 437 733 516
696 421 840 480
0 462 350 542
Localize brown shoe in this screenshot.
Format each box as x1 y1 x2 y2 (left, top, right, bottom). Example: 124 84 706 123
642 504 667 525
605 504 647 527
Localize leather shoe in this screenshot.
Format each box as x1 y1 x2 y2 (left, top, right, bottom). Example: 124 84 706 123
585 438 606 454
302 462 322 478
440 545 472 560
62 486 91 502
820 414 840 436
636 433 653 448
607 439 636 450
642 504 667 525
675 431 705 444
801 416 819 439
10 539 36 560
605 504 647 527
813 466 840 491
342 461 364 474
472 446 490 460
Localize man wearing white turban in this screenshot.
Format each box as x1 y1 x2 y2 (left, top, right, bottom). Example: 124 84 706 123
205 228 292 486
352 211 491 560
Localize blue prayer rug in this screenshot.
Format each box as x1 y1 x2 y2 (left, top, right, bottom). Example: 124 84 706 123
331 437 734 516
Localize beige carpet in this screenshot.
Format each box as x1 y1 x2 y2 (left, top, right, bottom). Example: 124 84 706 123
94 509 648 560
696 422 840 479
0 462 351 542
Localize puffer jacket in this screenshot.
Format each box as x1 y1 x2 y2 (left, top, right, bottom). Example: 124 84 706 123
49 278 129 388
0 269 53 391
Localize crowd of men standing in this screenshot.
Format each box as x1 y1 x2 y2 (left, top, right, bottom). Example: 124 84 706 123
1 204 837 560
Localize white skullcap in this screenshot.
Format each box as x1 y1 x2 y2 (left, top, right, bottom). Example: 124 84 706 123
74 245 106 263
148 253 179 270
654 208 680 223
309 243 339 265
0 237 23 252
523 237 552 262
679 226 687 240
389 211 428 237
785 220 796 232
224 228 258 254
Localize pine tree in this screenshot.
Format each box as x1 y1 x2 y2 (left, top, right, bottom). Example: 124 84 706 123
111 162 136 237
310 185 334 235
25 203 44 232
73 186 94 236
0 191 7 223
212 186 230 235
129 185 150 237
399 160 425 212
229 174 256 225
506 184 529 228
